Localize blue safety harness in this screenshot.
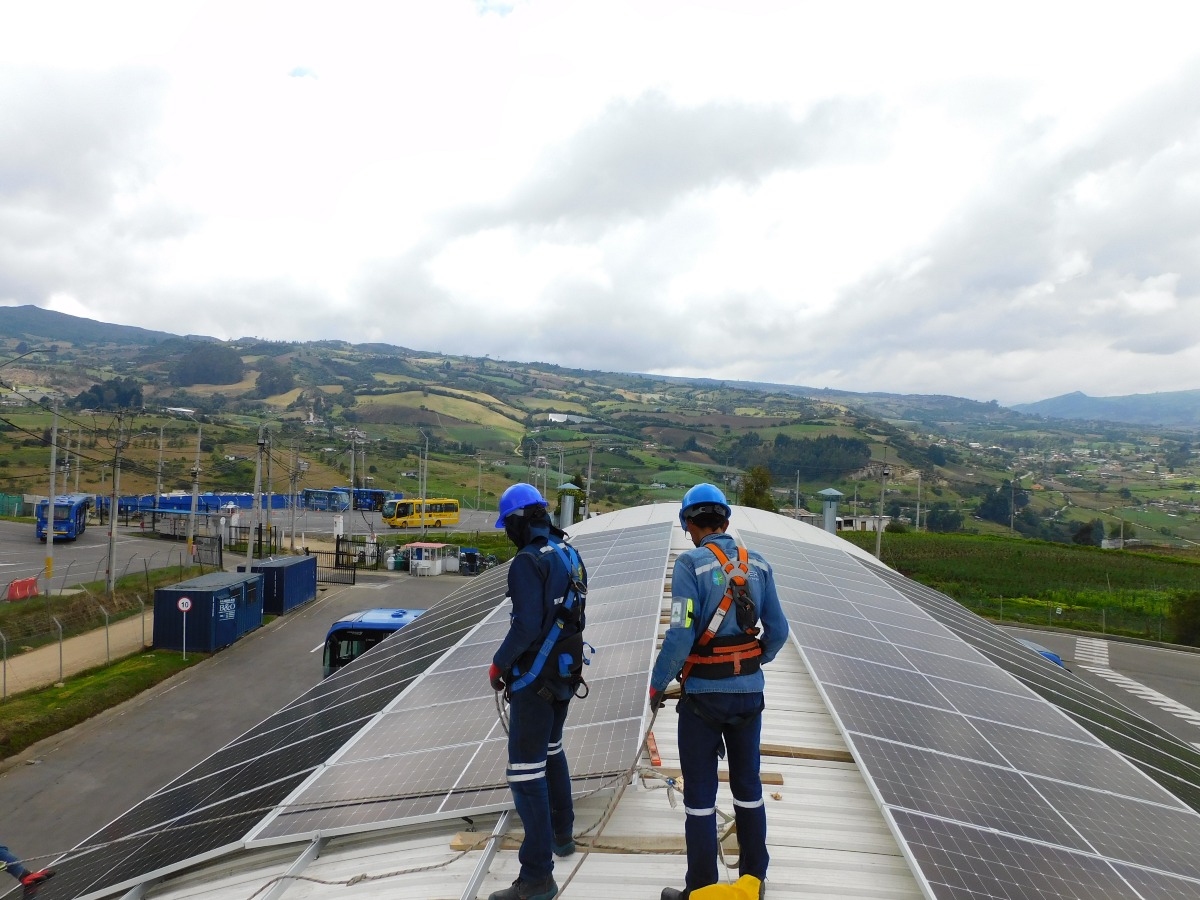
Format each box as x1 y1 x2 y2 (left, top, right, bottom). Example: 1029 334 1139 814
509 541 592 697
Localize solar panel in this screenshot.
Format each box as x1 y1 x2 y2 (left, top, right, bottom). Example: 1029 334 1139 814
56 504 1200 900
867 561 1200 811
737 528 1200 900
48 565 516 899
254 521 673 842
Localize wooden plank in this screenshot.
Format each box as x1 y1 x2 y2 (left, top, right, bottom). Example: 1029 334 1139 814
761 742 855 764
652 767 784 786
451 833 696 854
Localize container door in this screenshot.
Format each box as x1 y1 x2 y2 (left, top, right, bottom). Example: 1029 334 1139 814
213 589 239 647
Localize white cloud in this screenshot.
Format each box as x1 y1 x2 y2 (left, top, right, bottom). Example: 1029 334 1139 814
2 1 1200 404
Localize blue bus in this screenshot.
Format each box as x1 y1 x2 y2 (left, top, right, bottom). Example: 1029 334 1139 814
36 492 93 542
302 488 351 512
333 487 395 511
322 607 425 677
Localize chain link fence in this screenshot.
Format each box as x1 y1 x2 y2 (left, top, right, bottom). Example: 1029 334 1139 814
962 596 1171 642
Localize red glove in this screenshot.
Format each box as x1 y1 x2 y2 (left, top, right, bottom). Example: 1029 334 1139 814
489 663 505 692
649 686 665 711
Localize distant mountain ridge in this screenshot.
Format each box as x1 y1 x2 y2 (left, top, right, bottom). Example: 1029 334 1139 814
0 304 184 346
1012 390 1200 428
4 303 1199 431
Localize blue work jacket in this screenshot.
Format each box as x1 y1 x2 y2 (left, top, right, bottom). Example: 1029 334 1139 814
493 525 586 687
651 532 788 695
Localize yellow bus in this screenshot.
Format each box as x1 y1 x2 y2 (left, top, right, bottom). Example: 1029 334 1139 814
381 497 461 529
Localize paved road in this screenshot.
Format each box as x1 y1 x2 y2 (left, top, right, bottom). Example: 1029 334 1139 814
1008 626 1200 747
0 520 193 595
1 509 497 596
0 569 479 874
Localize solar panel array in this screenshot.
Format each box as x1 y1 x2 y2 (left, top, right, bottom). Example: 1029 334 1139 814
739 529 1200 900
51 522 672 900
255 520 672 840
867 561 1200 813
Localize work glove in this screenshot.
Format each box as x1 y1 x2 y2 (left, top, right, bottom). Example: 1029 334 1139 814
649 686 665 711
489 663 506 692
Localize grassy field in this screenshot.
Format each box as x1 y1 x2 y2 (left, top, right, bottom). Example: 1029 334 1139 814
0 561 207 648
843 530 1200 641
0 651 203 759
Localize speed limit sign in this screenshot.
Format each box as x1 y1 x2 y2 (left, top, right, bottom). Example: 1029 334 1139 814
177 597 193 613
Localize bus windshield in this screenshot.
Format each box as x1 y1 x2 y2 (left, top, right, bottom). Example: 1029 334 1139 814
322 608 425 677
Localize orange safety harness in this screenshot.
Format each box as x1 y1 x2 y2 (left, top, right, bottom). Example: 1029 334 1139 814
679 543 763 685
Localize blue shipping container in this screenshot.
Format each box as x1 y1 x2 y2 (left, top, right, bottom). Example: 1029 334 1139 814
153 572 264 652
240 555 318 614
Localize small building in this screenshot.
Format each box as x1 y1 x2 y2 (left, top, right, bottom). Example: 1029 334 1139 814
407 542 453 576
240 555 318 614
153 572 264 653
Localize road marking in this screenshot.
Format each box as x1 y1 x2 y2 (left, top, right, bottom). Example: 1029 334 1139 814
1074 637 1110 667
1080 664 1200 735
311 642 324 653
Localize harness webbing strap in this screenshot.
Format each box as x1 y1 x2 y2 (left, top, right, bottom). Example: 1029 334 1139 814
510 541 585 692
679 543 760 685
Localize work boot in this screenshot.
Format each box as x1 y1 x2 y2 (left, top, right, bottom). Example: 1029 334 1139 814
660 888 689 900
487 874 558 900
20 869 55 899
552 832 575 857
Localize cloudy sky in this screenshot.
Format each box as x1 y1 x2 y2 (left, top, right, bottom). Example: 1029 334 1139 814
3 1 1199 405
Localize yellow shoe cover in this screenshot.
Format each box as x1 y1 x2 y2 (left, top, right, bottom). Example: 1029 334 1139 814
691 875 762 899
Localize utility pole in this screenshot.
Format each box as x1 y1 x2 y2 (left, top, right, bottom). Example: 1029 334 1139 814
874 461 890 560
155 424 165 513
1010 476 1016 533
916 472 922 532
476 452 483 511
794 470 800 519
246 426 266 570
419 429 429 536
584 441 595 519
106 414 127 598
43 398 59 596
265 433 274 552
288 445 303 553
187 427 201 562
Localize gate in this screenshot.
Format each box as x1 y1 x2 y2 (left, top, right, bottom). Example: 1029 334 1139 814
195 535 223 568
335 534 384 571
311 549 357 585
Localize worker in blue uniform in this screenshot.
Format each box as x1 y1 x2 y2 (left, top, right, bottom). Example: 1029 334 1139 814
1 842 54 898
488 483 589 900
649 483 789 900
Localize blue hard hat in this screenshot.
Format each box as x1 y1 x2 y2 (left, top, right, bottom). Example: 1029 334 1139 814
495 482 549 528
679 482 731 530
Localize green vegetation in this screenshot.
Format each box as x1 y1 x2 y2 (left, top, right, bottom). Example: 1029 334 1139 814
843 530 1200 642
0 564 207 649
0 651 203 759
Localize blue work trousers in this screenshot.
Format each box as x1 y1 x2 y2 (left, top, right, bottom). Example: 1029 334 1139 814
506 687 574 883
0 845 26 880
678 692 768 892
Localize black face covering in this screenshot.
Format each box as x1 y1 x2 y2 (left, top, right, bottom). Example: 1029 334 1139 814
504 515 531 548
